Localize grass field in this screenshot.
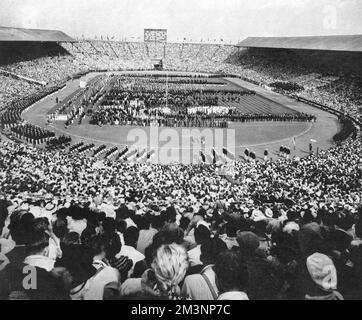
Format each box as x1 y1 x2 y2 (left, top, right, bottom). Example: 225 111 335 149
21 71 340 163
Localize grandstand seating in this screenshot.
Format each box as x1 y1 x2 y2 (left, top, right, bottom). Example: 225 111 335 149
0 34 361 302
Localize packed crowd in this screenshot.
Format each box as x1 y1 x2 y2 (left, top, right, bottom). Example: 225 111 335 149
0 40 361 301
223 48 362 124
0 85 65 128
1 42 87 85
58 40 362 125
2 41 359 129
0 75 40 112
61 41 235 72
0 134 361 300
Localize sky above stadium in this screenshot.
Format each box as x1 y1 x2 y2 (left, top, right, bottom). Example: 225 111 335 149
0 0 362 43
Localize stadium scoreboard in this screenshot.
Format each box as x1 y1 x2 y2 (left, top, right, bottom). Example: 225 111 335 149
144 29 167 43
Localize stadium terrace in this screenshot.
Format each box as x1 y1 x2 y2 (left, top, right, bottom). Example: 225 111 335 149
0 26 361 301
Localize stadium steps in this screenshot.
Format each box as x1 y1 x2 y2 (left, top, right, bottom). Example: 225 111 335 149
106 42 119 58
180 43 185 59
195 44 203 58
210 46 221 61
126 43 134 58
87 41 102 55
98 42 112 57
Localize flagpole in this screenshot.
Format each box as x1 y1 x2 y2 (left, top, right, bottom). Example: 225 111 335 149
166 70 168 109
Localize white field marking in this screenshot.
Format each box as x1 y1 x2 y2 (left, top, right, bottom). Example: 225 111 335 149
22 85 68 115
49 122 313 151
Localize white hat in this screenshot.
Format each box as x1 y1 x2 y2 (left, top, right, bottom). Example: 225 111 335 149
196 220 210 230
306 253 337 291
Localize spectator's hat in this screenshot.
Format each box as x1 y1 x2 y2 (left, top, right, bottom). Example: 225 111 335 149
236 231 260 254
306 253 337 291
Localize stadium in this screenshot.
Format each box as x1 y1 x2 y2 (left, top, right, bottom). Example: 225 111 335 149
0 3 361 302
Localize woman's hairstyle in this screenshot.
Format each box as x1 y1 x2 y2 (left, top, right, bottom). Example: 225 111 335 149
62 232 81 247
194 225 211 245
214 250 248 293
200 237 227 265
53 215 68 239
26 231 50 256
8 211 35 245
102 217 116 234
89 234 108 256
151 244 188 296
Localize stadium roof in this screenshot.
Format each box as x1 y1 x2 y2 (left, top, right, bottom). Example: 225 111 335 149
238 35 362 52
0 26 74 42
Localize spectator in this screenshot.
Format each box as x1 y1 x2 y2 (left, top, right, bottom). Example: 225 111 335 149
214 250 249 300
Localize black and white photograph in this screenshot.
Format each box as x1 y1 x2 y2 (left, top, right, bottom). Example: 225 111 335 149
0 0 361 307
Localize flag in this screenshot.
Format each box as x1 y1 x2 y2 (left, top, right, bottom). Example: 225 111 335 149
119 147 130 160
146 150 156 162
310 139 317 143
136 149 147 162
200 151 206 163
222 148 235 161
212 148 217 164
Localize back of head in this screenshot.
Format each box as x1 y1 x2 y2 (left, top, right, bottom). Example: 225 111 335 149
9 211 35 245
178 216 190 231
151 215 164 231
52 215 68 240
298 223 324 257
32 218 49 233
89 234 108 257
225 223 238 238
200 237 227 265
161 206 177 224
67 205 86 221
26 231 50 256
135 216 150 231
116 205 130 221
214 250 248 293
335 211 354 231
116 219 127 234
158 224 184 245
151 243 188 296
194 224 211 245
236 231 260 257
62 232 81 247
124 226 139 247
102 217 116 234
